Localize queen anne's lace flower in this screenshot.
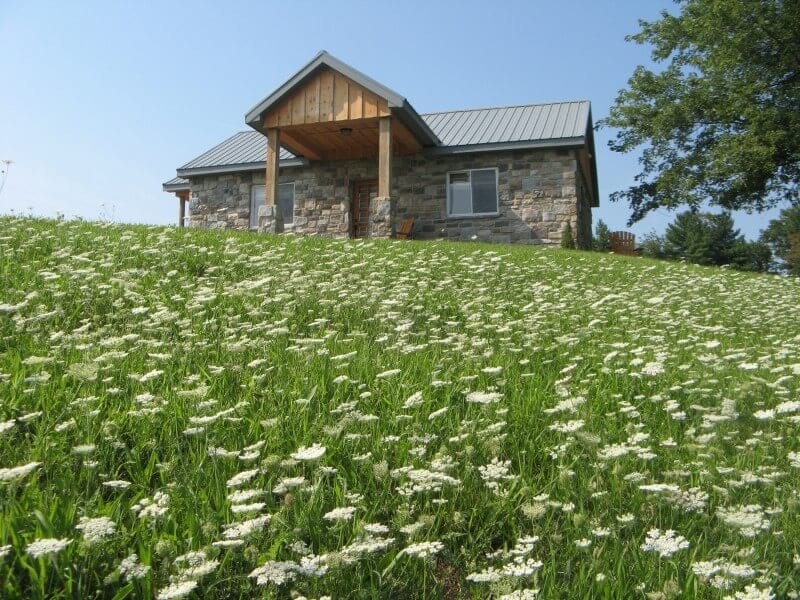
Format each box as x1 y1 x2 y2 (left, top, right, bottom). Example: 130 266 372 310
291 444 326 461
26 538 71 559
640 529 690 557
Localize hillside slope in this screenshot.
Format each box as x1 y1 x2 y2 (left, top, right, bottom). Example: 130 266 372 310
1 217 799 599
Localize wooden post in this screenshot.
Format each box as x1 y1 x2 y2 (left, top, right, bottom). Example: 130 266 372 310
265 128 280 206
178 196 185 227
378 116 392 198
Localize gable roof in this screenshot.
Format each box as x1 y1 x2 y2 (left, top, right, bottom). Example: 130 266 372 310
244 50 440 148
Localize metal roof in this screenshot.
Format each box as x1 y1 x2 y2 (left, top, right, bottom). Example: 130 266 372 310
162 176 190 192
168 101 591 183
422 101 589 148
244 51 440 148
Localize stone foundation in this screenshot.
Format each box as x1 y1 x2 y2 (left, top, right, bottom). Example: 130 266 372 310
369 196 394 239
257 204 283 234
186 148 594 247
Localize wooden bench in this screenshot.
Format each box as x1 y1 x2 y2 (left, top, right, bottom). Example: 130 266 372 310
396 217 415 240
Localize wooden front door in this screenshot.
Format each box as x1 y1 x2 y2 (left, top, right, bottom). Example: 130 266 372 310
352 180 377 239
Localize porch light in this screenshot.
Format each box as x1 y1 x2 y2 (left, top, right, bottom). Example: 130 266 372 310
339 127 353 136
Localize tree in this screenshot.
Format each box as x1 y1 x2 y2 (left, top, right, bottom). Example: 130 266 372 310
760 204 800 272
786 233 800 275
592 219 611 252
662 210 770 270
601 0 800 224
639 230 667 259
560 222 576 249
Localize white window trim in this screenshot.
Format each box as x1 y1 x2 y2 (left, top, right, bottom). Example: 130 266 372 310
250 182 296 229
446 167 500 218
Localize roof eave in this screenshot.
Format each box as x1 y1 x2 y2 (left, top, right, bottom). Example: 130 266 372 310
162 182 190 192
423 136 585 156
176 158 308 178
395 101 441 147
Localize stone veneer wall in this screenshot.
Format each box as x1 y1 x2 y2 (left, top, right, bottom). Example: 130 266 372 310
187 148 592 248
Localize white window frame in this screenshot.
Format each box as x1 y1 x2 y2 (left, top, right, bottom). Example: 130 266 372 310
250 182 295 229
446 167 500 217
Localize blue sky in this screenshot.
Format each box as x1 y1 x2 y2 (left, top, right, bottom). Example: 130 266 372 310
0 0 783 239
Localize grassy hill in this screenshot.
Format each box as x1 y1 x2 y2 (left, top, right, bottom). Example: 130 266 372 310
1 216 799 599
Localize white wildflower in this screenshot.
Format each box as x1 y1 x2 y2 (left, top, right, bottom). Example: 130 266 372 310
26 538 71 559
640 529 690 557
466 391 502 404
75 516 116 544
156 580 197 599
222 514 271 539
0 462 40 482
323 506 356 522
102 480 131 490
717 505 771 537
291 444 326 461
226 468 259 488
119 553 150 581
400 541 444 558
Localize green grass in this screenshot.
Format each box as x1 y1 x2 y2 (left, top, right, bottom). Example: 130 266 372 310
0 216 799 599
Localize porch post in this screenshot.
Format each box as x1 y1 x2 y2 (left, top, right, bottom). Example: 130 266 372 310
371 115 394 238
378 116 392 198
178 194 186 228
260 127 284 233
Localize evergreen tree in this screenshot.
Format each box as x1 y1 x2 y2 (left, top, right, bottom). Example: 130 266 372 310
592 219 611 252
560 223 576 249
760 204 800 273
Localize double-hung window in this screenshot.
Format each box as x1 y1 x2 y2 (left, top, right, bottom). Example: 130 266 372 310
447 168 499 217
250 183 295 228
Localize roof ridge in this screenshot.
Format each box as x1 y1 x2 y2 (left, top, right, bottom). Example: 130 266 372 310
421 100 589 116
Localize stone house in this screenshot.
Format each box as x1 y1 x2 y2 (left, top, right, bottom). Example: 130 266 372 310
163 51 598 248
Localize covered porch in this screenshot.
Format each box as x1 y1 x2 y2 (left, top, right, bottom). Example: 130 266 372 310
244 51 440 238
162 177 190 227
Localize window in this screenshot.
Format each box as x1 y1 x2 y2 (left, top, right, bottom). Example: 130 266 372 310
250 183 295 228
447 168 499 216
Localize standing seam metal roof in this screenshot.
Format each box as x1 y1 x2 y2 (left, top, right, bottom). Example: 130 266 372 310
172 100 590 178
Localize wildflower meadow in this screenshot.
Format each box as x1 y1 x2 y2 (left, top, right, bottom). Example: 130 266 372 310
1 216 799 599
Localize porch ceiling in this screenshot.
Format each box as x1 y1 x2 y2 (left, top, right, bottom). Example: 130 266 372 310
278 117 421 161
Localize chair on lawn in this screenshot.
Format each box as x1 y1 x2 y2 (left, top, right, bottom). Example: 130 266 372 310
396 217 415 240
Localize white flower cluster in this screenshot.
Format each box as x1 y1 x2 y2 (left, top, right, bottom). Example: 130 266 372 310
723 585 775 600
75 516 117 544
692 559 757 590
478 457 516 493
497 590 540 600
392 466 460 496
172 549 220 581
119 553 150 581
787 451 800 469
640 529 690 558
323 506 356 522
132 491 170 520
249 555 328 586
26 537 71 559
221 514 271 540
226 468 259 488
292 443 326 461
400 540 444 558
466 391 502 404
0 461 41 482
717 505 771 537
638 483 708 513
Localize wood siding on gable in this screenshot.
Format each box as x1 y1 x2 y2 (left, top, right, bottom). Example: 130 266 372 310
264 67 390 128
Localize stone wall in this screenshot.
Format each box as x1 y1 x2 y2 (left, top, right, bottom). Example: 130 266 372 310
187 148 591 247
